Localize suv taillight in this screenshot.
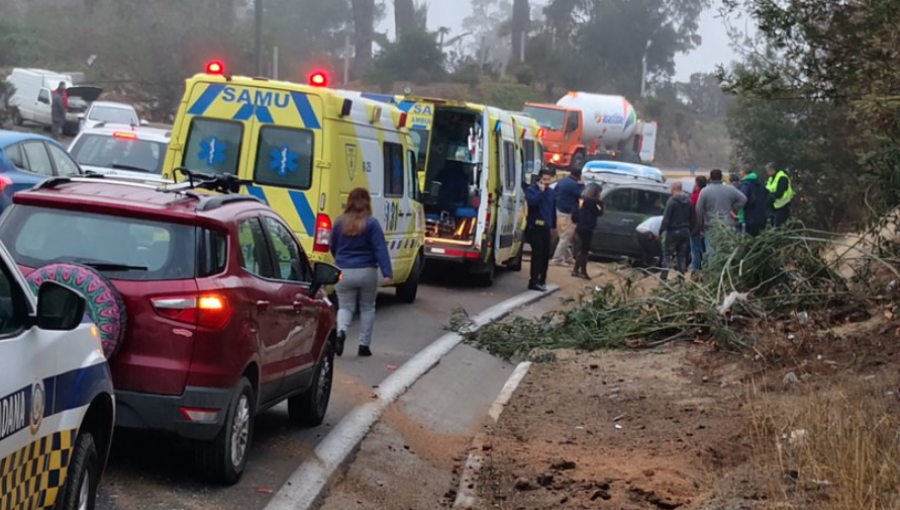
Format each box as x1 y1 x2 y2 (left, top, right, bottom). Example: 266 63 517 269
314 214 332 253
152 294 234 330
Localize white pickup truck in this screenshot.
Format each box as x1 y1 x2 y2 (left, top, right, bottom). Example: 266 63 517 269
6 68 103 135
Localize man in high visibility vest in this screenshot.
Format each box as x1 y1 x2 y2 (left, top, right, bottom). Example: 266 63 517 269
766 162 794 227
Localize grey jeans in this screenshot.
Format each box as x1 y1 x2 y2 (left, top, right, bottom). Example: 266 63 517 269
336 267 380 347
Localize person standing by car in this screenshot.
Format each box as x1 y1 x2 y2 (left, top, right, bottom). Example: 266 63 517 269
526 169 557 291
659 180 695 282
766 162 794 227
330 188 393 357
695 169 747 260
571 183 603 280
690 176 707 274
550 168 584 266
51 82 67 140
738 168 769 236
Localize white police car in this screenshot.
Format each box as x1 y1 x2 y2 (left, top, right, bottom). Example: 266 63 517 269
0 242 114 510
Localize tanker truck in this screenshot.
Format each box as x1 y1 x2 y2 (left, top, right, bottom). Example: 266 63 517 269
524 92 658 171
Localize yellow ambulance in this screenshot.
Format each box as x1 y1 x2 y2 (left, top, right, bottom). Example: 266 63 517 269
360 95 527 287
162 65 426 302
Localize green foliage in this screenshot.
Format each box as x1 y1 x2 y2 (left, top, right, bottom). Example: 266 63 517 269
454 224 875 361
720 0 900 223
365 29 446 87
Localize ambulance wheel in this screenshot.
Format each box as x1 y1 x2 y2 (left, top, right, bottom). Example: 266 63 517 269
395 254 423 304
507 247 524 272
54 431 100 510
197 377 255 485
474 254 496 288
288 341 334 427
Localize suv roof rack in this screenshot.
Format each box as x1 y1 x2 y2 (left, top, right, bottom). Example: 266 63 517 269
32 170 264 212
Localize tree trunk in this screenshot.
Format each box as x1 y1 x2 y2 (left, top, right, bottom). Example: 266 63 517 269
511 0 530 62
394 0 415 40
352 0 375 79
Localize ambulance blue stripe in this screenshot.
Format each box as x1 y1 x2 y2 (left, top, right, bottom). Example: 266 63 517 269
187 84 226 116
245 186 270 205
290 93 321 129
288 191 317 235
412 123 429 130
45 363 112 418
397 101 416 113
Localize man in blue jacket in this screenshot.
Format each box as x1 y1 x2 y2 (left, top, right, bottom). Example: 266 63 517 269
550 168 584 266
526 169 557 292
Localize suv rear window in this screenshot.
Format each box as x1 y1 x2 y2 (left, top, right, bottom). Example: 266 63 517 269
0 206 197 281
183 118 243 176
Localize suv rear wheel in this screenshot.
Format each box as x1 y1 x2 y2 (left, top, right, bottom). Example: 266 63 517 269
197 377 254 485
288 341 334 427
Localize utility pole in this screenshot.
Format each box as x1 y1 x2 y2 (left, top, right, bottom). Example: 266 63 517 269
343 34 352 86
273 46 279 80
255 0 263 76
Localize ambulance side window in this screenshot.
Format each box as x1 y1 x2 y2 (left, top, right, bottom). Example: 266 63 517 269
254 126 315 190
383 142 404 197
503 141 517 191
0 259 27 338
407 150 419 201
183 118 243 176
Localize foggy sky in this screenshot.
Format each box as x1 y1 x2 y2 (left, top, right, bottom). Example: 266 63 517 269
378 0 739 82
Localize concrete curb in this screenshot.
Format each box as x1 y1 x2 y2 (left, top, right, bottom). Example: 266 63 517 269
452 361 533 509
263 285 559 510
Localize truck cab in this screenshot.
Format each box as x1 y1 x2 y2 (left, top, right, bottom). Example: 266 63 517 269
523 103 584 170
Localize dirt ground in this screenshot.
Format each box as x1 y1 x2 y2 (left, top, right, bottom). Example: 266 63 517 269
472 263 900 510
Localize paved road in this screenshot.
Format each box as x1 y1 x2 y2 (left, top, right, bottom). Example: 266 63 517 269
97 266 529 510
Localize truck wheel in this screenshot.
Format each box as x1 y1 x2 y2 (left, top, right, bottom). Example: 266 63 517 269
12 109 23 126
572 151 586 170
54 431 100 510
196 378 254 485
395 254 423 303
288 341 334 427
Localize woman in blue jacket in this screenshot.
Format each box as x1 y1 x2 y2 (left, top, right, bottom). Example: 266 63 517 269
331 188 393 357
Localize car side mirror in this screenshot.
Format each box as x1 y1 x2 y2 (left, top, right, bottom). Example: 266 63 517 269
140 119 149 126
429 181 442 197
36 282 86 331
311 262 342 296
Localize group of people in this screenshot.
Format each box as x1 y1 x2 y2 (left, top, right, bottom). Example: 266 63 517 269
660 163 794 279
525 167 604 291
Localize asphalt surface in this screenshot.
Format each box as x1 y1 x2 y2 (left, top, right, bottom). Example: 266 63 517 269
96 265 529 510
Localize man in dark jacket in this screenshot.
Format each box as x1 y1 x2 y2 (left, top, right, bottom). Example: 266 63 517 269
526 169 557 292
660 180 695 281
51 82 67 140
738 168 769 236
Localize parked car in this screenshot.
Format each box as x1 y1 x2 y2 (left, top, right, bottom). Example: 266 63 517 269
6 68 103 135
0 236 115 510
0 172 341 484
79 101 145 132
583 160 665 184
0 130 83 213
69 124 170 181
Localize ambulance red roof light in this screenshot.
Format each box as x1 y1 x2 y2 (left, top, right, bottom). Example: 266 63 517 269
309 71 328 87
206 61 225 75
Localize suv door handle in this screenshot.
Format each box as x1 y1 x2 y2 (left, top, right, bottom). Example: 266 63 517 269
256 300 270 313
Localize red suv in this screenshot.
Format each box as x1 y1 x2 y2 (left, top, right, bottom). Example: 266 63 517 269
0 173 340 484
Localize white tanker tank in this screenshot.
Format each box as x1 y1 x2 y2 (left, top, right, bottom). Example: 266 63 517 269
556 92 639 148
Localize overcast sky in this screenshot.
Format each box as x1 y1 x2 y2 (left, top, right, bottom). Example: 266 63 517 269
378 0 740 82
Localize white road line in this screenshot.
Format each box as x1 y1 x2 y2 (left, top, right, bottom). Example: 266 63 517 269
454 361 533 509
263 285 559 510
